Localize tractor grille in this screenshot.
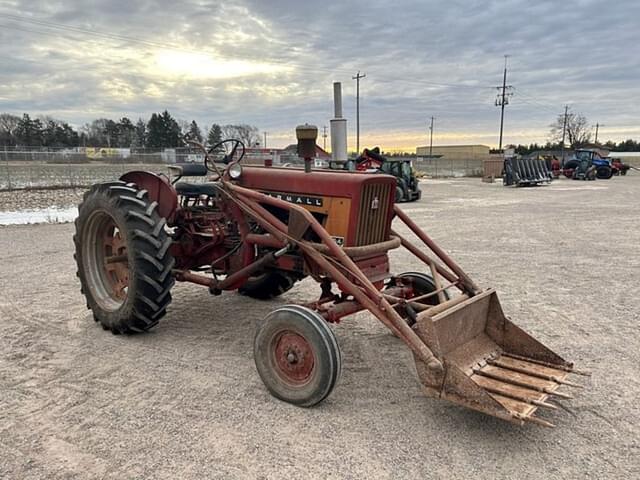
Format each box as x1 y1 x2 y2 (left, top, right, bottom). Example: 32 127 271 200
354 182 393 246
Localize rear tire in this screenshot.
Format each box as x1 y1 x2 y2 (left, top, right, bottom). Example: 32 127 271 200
254 305 341 407
238 271 298 300
74 181 175 333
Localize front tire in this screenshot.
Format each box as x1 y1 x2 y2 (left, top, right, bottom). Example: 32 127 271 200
254 305 341 407
238 271 298 300
74 181 175 333
596 165 613 179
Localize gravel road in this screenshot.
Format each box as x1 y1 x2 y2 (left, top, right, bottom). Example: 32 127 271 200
1 176 638 479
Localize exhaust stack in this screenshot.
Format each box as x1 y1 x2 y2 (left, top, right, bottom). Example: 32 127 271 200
330 82 348 162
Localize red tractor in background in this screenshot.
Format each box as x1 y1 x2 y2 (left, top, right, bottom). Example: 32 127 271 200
611 158 631 175
73 125 584 427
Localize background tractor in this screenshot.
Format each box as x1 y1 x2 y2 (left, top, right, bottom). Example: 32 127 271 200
563 149 613 180
74 125 585 427
332 147 421 202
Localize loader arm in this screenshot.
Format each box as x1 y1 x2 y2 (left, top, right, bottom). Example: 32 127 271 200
223 184 585 427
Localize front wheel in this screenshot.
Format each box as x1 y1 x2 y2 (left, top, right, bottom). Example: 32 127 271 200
254 305 341 407
74 181 175 333
238 271 298 300
596 166 613 179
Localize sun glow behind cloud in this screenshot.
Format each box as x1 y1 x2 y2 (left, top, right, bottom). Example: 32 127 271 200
153 50 290 80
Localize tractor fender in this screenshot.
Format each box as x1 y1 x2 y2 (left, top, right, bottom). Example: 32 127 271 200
120 170 177 222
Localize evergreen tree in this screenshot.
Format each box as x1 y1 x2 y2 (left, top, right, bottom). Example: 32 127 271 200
104 119 119 147
160 110 181 147
188 120 203 143
117 117 136 147
146 110 181 148
207 123 223 146
133 118 147 148
14 114 43 146
146 113 164 148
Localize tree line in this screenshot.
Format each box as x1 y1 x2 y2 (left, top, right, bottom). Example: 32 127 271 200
507 108 640 156
0 111 261 149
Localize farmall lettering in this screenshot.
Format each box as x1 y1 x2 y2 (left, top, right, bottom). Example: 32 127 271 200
263 191 324 207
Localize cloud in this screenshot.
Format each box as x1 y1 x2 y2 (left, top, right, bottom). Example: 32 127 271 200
0 0 638 149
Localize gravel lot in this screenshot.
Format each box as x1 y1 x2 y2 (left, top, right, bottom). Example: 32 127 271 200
1 176 638 479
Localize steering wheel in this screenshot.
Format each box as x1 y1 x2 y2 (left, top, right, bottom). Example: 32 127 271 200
205 139 246 173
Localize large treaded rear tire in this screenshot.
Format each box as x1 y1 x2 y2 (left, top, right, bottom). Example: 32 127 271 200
73 181 175 334
238 271 298 300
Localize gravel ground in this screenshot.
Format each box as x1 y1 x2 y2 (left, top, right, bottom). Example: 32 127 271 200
0 188 84 212
0 176 638 479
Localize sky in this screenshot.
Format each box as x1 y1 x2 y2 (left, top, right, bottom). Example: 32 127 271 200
0 0 639 151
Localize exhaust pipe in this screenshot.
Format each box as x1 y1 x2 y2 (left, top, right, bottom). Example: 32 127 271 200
330 82 348 163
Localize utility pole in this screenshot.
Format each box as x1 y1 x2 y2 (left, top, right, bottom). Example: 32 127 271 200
495 55 513 151
561 105 569 166
263 132 267 149
428 116 435 156
594 123 604 144
322 125 328 151
352 71 366 153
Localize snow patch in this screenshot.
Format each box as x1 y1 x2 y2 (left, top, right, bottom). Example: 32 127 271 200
0 207 78 225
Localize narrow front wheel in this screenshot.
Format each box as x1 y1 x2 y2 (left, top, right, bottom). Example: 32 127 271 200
254 305 341 407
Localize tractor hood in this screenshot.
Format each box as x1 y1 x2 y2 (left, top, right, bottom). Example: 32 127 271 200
237 166 396 199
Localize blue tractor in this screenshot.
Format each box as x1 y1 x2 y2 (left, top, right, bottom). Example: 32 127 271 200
564 149 613 180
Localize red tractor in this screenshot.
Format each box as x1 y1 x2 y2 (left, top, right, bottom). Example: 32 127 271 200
74 126 585 426
611 158 631 176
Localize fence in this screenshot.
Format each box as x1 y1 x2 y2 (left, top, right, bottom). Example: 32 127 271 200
408 156 485 178
0 148 491 191
0 146 204 190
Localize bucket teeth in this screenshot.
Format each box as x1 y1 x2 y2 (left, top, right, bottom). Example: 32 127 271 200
471 352 578 426
488 356 583 388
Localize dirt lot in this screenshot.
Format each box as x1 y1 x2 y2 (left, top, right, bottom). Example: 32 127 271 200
1 176 638 479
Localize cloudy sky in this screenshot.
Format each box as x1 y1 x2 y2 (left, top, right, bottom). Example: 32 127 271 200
0 0 638 150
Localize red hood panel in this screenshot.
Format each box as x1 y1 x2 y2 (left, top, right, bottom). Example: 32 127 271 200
238 166 396 197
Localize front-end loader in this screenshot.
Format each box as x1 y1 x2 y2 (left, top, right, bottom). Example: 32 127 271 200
74 124 585 427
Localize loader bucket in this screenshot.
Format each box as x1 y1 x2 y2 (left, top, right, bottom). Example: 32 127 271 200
413 289 580 427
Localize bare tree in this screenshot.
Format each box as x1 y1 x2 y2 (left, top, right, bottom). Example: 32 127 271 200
222 124 260 146
0 113 20 145
549 109 592 147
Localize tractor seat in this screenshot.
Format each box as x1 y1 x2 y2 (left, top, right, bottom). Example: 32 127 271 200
175 182 219 197
168 163 208 177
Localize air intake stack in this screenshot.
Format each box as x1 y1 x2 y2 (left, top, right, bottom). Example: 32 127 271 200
330 82 348 163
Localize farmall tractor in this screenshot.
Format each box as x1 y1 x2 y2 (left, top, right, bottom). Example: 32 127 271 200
74 125 585 426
